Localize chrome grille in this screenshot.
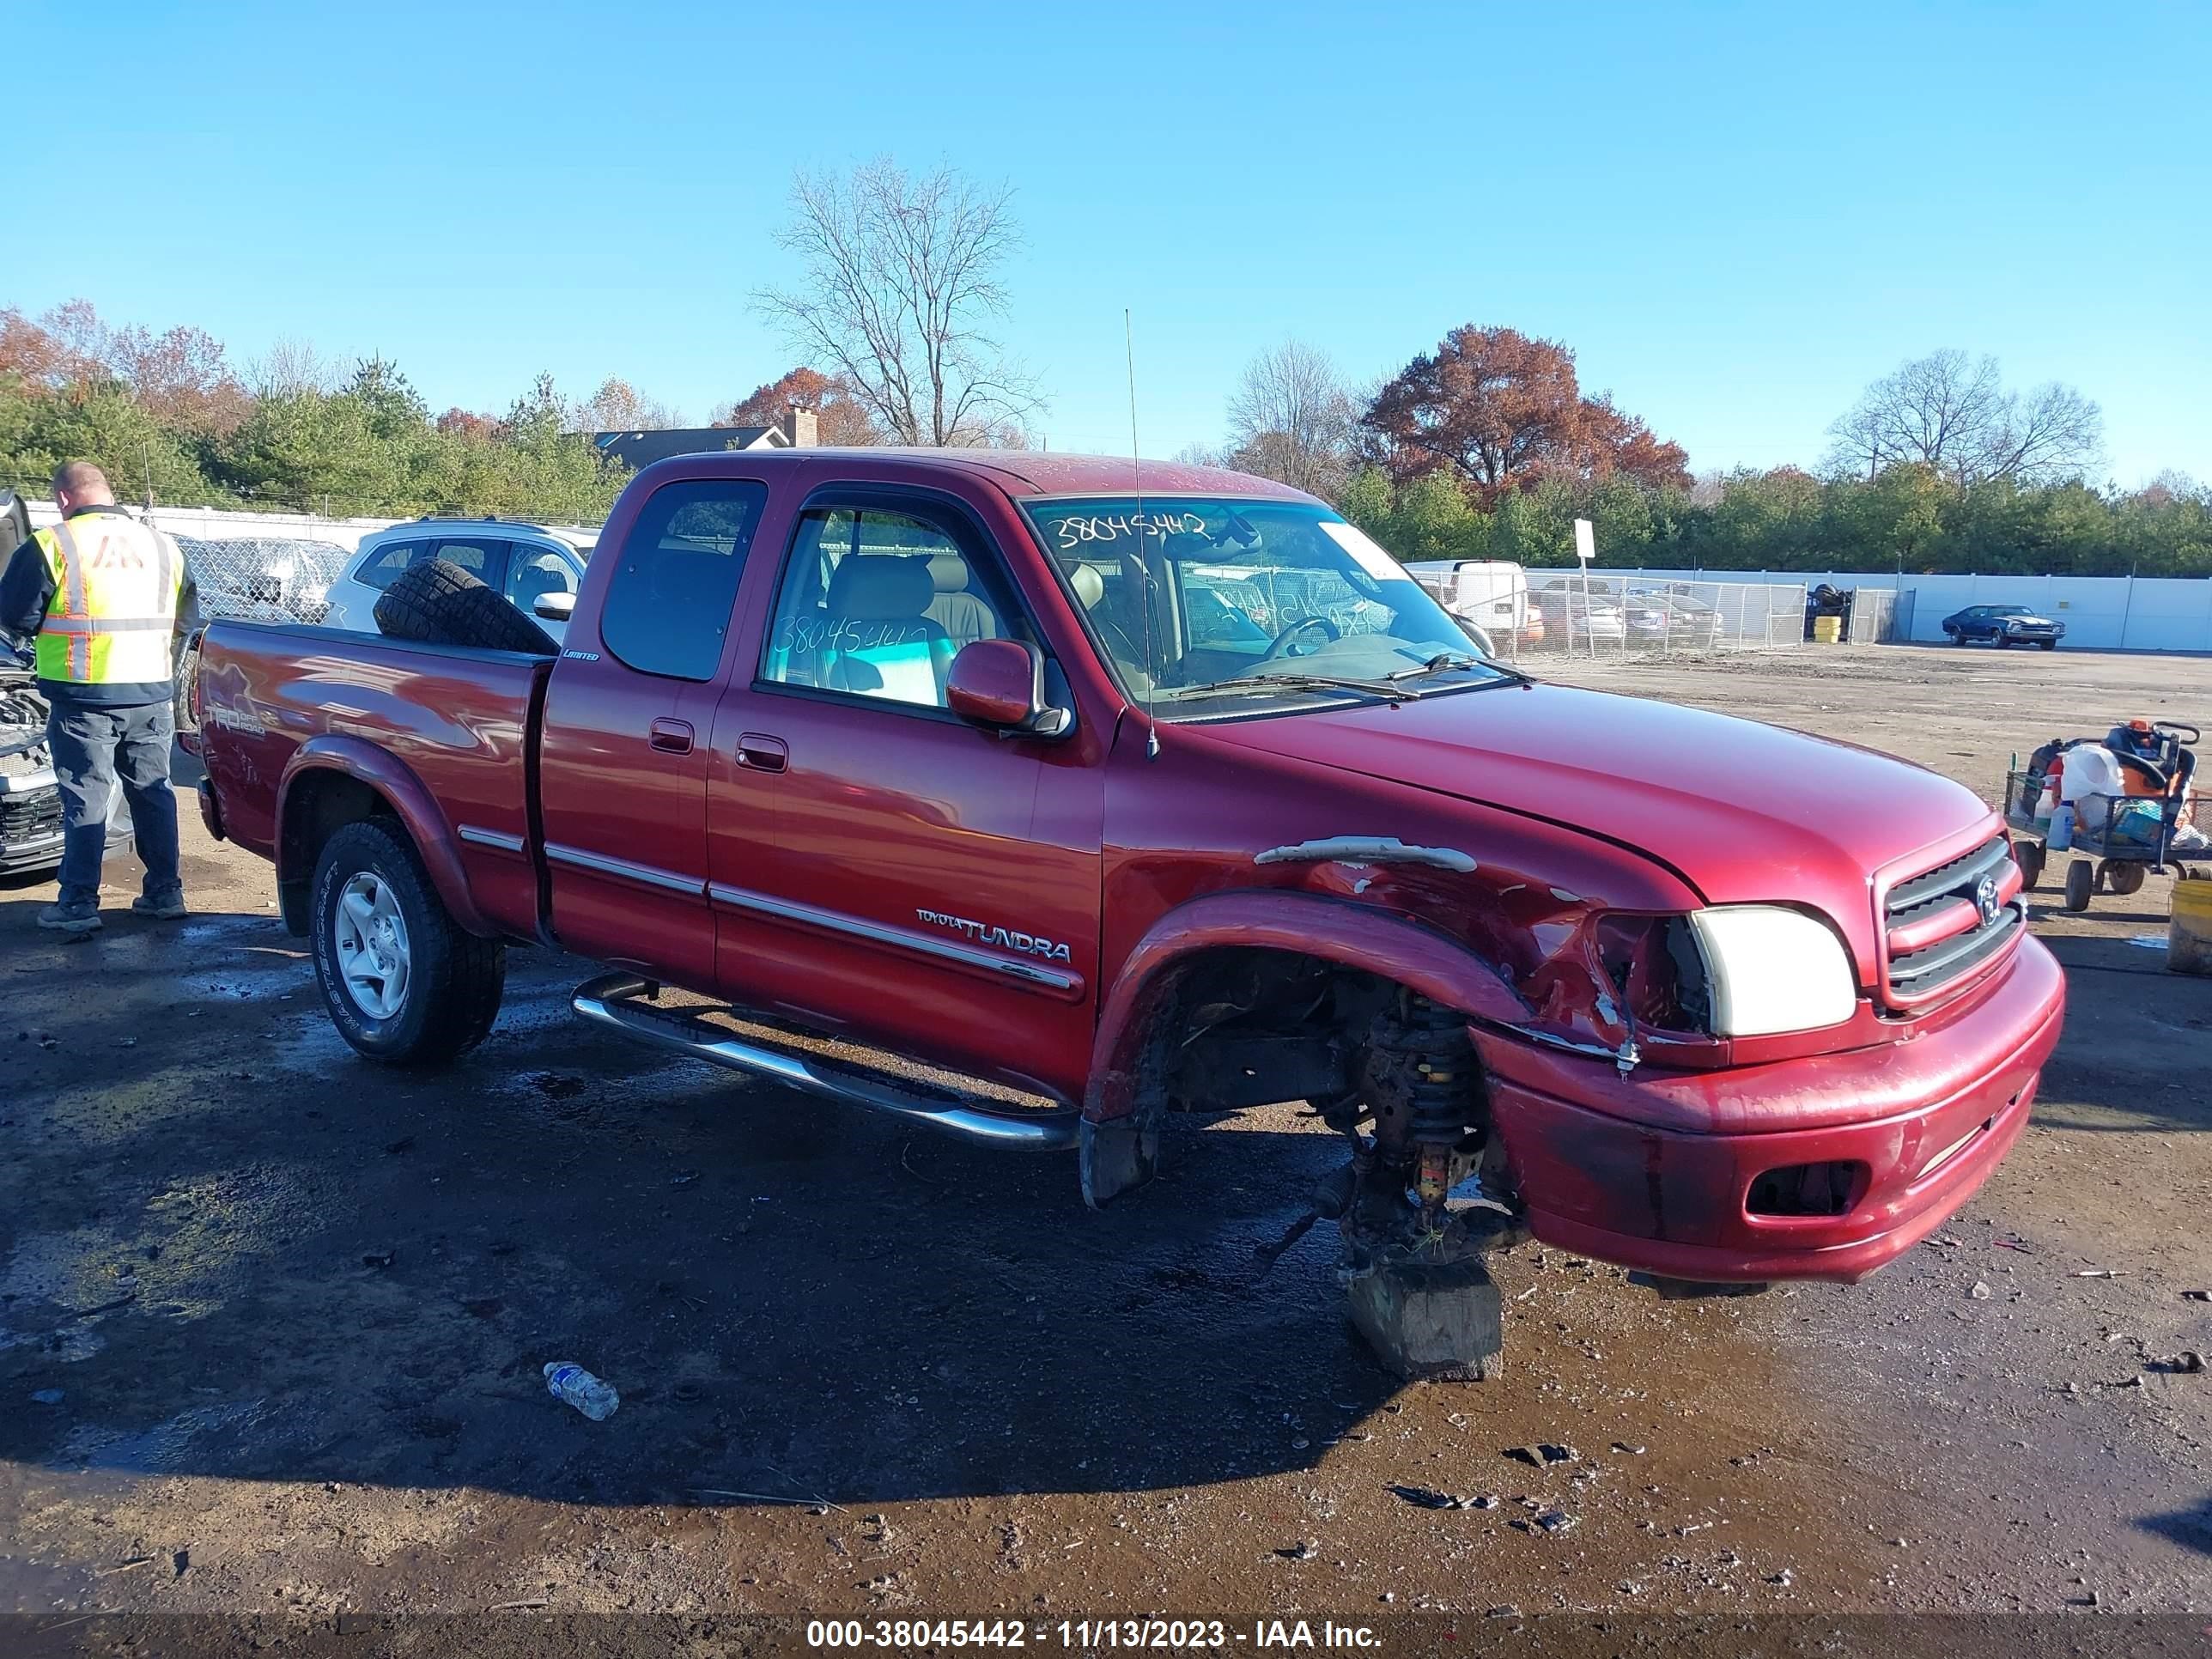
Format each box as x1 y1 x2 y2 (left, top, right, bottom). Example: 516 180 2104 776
1883 836 2023 1006
0 783 62 842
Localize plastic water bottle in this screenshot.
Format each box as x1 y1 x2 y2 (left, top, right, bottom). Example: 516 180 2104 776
544 1360 619 1420
2049 804 2075 852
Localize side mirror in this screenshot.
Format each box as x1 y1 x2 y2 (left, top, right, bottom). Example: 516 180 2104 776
533 591 577 622
945 638 1073 739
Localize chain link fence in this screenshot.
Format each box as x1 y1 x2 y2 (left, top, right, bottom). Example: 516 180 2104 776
1413 570 1814 663
171 535 354 627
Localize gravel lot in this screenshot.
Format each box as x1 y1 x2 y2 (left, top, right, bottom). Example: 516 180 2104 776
1 643 2207 1639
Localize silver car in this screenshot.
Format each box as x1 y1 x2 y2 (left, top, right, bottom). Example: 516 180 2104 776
320 518 594 641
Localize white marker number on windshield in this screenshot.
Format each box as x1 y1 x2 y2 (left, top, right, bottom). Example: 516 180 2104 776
1052 511 1207 550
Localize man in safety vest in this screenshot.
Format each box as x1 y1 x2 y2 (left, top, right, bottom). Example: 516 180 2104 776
0 461 198 934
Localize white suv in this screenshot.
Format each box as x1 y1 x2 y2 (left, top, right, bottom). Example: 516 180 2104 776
320 518 594 641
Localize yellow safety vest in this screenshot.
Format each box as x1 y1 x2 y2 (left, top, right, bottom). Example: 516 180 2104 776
33 512 185 685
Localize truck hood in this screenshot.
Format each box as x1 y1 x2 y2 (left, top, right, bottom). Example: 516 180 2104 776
1195 680 1994 910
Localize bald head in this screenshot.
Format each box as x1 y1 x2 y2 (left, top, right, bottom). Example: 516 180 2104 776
52 461 114 513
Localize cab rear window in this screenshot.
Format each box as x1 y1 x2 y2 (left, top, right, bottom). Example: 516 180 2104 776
599 481 769 679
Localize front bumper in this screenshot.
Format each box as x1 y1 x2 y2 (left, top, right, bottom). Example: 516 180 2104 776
1474 937 2066 1282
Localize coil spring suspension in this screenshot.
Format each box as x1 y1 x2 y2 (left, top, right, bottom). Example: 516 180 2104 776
1403 997 1477 1214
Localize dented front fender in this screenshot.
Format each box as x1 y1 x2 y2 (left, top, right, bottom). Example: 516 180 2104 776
1081 889 1531 1132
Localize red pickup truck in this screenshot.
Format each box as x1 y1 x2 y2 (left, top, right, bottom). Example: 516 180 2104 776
191 450 2063 1375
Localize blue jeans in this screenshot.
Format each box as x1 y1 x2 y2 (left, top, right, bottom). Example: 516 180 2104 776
46 701 180 905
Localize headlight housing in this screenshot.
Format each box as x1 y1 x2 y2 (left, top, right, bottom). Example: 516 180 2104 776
1688 905 1858 1036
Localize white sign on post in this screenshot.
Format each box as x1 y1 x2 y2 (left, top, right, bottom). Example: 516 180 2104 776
1571 519 1597 657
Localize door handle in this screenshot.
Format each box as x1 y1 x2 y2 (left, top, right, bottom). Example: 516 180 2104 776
649 718 695 755
737 732 788 774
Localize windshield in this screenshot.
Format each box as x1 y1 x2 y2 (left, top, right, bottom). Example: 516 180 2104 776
1023 496 1515 719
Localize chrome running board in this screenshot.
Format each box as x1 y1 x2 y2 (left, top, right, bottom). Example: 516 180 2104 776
570 972 1079 1152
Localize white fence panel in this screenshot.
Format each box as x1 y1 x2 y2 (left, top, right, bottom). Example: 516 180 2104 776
1582 568 2212 653
2123 579 2212 653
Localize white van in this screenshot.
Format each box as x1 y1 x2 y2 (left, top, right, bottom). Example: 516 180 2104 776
1404 560 1534 646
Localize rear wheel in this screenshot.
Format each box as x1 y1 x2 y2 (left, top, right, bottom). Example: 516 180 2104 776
2104 861 2146 896
1948 629 1965 646
2013 839 2045 891
373 557 556 656
2063 858 2094 913
311 819 505 1065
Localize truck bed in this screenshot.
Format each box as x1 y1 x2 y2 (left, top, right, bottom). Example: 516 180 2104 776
195 623 553 939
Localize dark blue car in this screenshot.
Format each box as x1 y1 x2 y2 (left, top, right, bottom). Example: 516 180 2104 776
1942 604 2064 649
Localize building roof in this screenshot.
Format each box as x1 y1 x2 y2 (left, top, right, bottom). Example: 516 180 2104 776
592 426 784 470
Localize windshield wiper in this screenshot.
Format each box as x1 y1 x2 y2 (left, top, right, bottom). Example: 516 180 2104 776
1158 672 1413 703
1384 651 1531 689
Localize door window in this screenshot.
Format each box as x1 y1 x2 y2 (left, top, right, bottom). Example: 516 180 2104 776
356 538 430 591
432 538 510 591
504 542 580 611
599 480 769 679
355 535 512 591
760 506 1012 709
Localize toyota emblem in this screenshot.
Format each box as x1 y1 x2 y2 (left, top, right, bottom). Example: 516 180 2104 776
1974 873 2001 926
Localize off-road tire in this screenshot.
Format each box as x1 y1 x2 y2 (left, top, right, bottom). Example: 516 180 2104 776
2063 857 2094 913
311 818 505 1066
373 557 556 657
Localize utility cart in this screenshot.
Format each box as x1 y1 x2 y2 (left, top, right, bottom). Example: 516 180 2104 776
2004 720 2205 911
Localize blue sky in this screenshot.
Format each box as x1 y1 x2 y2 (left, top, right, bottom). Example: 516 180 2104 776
15 1 2208 483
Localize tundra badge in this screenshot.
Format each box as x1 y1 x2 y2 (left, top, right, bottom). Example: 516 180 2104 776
916 908 1074 963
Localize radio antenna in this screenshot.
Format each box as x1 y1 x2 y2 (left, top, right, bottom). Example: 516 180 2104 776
1125 307 1159 751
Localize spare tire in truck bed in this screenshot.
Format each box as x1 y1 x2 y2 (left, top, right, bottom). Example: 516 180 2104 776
372 557 557 656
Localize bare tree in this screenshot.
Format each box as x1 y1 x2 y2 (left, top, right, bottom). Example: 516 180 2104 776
2141 469 2207 505
252 337 337 399
754 159 1043 447
1223 340 1356 497
1826 349 2102 484
1977 380 2104 485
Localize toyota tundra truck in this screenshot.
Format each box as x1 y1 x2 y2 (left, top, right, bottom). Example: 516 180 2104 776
189 450 2064 1376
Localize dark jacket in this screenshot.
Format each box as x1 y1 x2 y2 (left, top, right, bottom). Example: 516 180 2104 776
0 504 200 709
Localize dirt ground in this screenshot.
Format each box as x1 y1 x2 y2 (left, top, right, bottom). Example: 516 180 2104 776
2 644 2208 1643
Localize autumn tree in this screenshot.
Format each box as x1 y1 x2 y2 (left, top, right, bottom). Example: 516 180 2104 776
107 324 249 435
1363 325 1688 507
755 159 1043 446
1223 340 1357 499
580 376 683 433
0 300 248 436
435 408 498 440
1825 349 2103 485
714 365 880 443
